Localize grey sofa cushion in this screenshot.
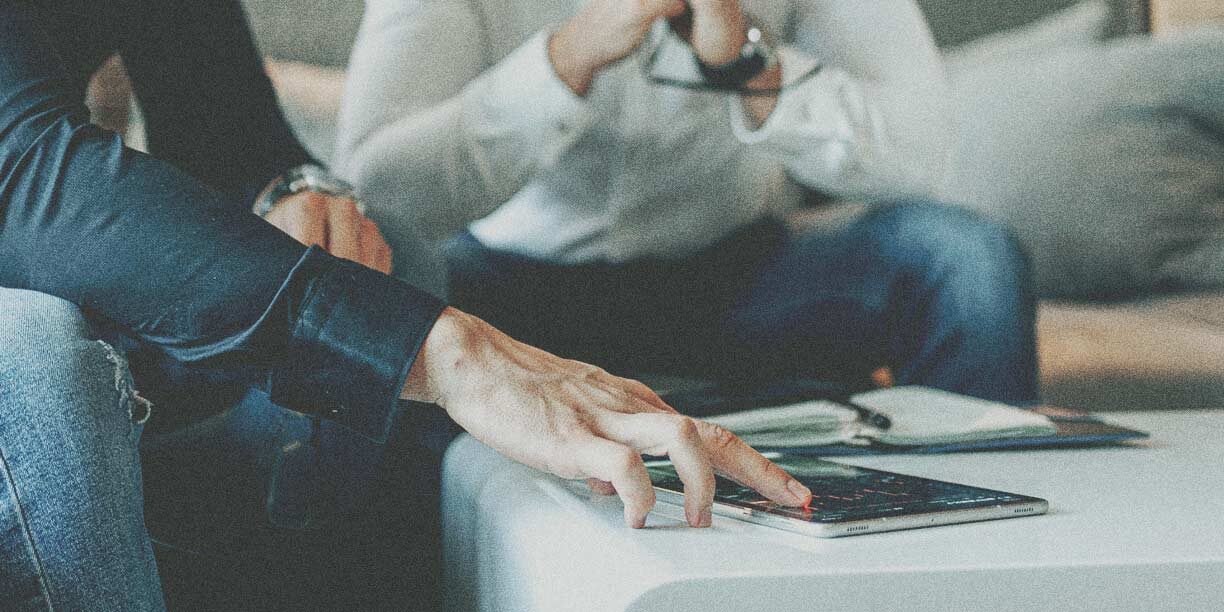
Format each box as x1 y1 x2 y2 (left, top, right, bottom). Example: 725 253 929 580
944 0 1112 67
945 28 1224 299
917 0 1147 48
918 0 1087 47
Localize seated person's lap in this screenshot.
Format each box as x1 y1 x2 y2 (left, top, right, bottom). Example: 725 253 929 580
445 201 1037 403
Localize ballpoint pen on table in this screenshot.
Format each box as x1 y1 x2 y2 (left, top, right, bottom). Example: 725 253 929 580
838 398 893 430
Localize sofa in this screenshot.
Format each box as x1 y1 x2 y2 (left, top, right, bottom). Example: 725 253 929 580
232 0 1224 412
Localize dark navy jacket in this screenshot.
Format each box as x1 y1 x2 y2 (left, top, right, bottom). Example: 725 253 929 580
0 1 445 441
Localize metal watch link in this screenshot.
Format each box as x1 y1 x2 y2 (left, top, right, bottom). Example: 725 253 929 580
252 164 363 218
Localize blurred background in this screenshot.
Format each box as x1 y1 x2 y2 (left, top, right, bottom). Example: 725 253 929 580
89 0 1224 413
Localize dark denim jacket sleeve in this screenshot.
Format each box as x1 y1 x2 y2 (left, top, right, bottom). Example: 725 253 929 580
0 4 445 441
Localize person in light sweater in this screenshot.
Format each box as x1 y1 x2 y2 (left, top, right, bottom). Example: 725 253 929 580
335 0 1039 404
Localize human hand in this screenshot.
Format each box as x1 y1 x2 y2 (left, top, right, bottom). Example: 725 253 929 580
549 0 689 95
263 192 393 274
671 0 781 126
674 0 749 66
403 307 812 528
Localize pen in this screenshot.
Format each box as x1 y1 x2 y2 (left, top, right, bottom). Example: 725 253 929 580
840 399 892 430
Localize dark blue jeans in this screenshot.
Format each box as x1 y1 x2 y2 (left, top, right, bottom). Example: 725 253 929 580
446 202 1039 405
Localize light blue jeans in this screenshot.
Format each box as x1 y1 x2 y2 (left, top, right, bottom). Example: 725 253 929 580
0 290 162 610
0 290 448 611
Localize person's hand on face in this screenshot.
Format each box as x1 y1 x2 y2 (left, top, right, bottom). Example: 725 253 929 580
263 192 393 275
403 307 813 529
548 0 689 95
664 1 785 126
549 0 759 94
670 0 750 66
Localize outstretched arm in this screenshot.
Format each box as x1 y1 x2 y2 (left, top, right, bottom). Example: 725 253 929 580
1 3 810 526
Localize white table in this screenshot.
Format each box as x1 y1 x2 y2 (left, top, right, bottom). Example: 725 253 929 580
441 411 1224 612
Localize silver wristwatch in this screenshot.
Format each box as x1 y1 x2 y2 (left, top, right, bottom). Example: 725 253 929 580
252 164 363 218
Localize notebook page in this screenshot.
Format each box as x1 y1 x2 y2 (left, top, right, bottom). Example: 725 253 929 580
852 386 1057 446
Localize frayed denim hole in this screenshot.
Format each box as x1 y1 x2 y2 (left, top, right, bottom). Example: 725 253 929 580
95 340 153 426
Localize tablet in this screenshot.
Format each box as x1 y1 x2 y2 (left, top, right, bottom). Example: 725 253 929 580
647 456 1048 537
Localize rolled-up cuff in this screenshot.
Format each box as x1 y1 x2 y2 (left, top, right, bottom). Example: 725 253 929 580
269 249 447 441
728 46 834 148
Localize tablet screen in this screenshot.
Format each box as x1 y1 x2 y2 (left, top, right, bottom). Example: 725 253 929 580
647 456 1044 524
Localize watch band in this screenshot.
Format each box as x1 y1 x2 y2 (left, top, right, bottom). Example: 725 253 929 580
253 164 362 218
696 23 776 88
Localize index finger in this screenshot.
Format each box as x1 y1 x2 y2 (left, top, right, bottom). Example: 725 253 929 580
693 420 811 507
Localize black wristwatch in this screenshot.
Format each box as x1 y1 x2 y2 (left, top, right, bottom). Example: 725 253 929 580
253 164 363 218
696 21 777 88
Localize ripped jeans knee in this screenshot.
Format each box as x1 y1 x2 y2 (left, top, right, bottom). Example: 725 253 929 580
0 289 154 441
95 340 153 427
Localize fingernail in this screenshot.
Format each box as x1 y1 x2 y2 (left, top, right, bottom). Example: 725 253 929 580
699 508 712 528
787 479 812 504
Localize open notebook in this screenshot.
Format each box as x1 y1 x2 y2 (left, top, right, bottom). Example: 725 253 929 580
684 385 1148 455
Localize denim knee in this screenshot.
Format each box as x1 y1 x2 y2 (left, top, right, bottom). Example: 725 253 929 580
0 289 151 428
863 201 1036 322
0 289 162 611
869 201 1031 280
